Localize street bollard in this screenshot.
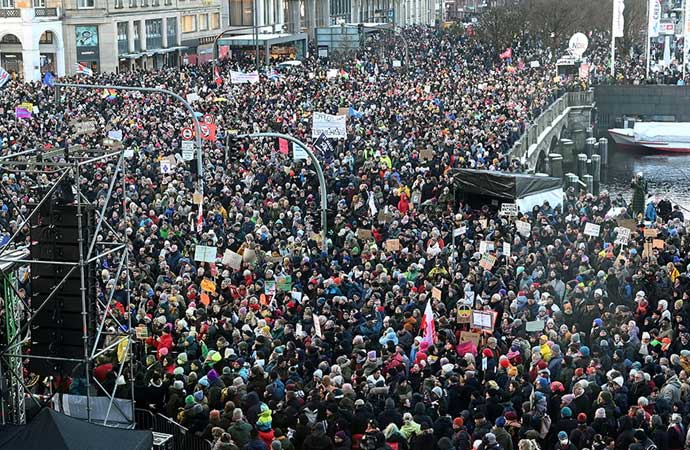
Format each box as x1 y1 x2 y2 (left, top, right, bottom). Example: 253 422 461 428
598 138 608 166
549 153 563 179
577 153 587 178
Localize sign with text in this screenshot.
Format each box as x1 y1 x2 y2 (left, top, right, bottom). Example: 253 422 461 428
584 222 601 237
194 245 217 263
312 112 347 138
500 203 518 217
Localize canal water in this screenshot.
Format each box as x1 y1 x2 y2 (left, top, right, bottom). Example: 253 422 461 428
601 147 690 212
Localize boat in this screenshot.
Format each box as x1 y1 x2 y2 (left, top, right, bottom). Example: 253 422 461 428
608 122 690 153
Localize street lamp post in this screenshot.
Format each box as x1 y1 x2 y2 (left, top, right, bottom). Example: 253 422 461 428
53 82 205 221
234 132 329 251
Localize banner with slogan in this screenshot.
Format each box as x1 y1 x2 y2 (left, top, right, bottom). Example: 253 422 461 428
230 71 259 84
312 112 347 138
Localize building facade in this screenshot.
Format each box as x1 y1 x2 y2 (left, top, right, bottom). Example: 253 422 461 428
0 0 223 80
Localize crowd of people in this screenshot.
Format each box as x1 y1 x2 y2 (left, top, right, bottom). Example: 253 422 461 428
0 23 690 450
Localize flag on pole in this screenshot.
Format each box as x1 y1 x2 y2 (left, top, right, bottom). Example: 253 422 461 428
214 66 223 87
196 203 204 233
499 48 513 60
420 299 436 344
612 0 625 38
101 88 118 100
42 72 55 87
75 63 93 76
0 66 10 88
648 0 661 38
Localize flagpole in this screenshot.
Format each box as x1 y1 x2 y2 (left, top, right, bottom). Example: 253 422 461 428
683 0 689 80
646 0 651 79
611 35 616 77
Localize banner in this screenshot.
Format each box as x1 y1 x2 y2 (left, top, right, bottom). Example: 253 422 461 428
0 66 9 88
313 132 335 161
649 0 661 37
312 112 347 138
230 70 259 84
579 63 590 80
612 0 625 38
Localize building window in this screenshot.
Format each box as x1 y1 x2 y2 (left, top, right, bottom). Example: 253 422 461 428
1 35 20 43
146 19 162 48
133 20 140 50
166 17 177 45
152 0 159 6
181 15 196 33
114 0 123 8
211 12 220 29
117 22 128 54
33 0 45 7
199 13 208 31
77 0 94 8
140 0 147 7
1 0 15 7
39 31 54 44
129 0 136 7
230 0 253 25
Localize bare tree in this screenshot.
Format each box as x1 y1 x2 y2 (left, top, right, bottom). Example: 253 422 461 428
476 5 527 53
526 0 588 49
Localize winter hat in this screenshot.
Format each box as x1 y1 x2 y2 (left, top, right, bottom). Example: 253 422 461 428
335 431 347 441
507 366 518 377
595 408 606 419
207 369 219 383
577 413 587 423
431 386 443 398
271 441 282 450
453 417 464 428
173 380 184 390
185 395 195 407
484 433 497 445
482 348 493 358
193 390 204 402
495 416 506 427
561 407 572 417
232 408 244 421
210 410 221 420
580 346 590 357
558 431 568 441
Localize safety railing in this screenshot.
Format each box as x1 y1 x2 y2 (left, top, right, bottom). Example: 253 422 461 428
0 8 20 17
34 7 58 16
135 409 212 450
509 90 593 159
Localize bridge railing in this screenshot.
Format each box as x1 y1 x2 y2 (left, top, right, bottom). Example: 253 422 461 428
509 90 593 160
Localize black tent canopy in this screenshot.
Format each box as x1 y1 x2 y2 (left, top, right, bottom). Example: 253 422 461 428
0 408 153 450
450 168 562 199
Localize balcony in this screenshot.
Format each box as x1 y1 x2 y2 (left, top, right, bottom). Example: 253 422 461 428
0 8 21 17
34 7 58 16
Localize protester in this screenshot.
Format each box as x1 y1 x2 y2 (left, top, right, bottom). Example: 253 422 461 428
1 23 689 450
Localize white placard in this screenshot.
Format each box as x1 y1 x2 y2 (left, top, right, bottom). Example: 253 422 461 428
123 148 134 158
516 220 531 237
326 69 339 80
584 222 601 237
293 144 309 161
615 227 631 245
160 158 172 174
107 129 123 142
392 60 401 67
181 141 195 161
230 71 260 84
479 241 494 255
500 203 518 217
194 245 217 263
503 242 511 257
186 93 200 103
222 249 242 270
453 226 466 238
529 61 541 68
312 112 347 139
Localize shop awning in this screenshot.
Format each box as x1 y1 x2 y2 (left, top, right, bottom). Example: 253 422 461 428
218 32 308 48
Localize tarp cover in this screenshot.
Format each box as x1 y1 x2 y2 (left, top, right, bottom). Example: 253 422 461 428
633 122 690 144
450 169 562 200
0 408 153 450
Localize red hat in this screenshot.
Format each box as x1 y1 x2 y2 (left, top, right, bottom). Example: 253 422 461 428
577 413 587 423
453 417 464 428
550 381 565 393
575 368 584 377
482 348 493 358
499 358 511 369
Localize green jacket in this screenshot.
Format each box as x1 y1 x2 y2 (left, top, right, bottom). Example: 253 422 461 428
228 420 252 447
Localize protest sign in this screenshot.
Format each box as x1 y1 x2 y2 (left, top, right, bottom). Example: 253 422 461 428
644 228 658 238
432 287 442 301
615 227 631 245
653 239 665 249
385 239 400 251
500 203 518 217
160 158 172 174
479 254 496 270
264 280 276 296
526 319 545 332
230 71 260 84
222 249 242 270
277 275 292 291
460 331 481 346
457 306 472 323
200 279 216 293
516 220 531 237
503 242 511 257
194 245 216 263
584 222 601 237
312 112 347 138
242 248 257 263
357 229 373 240
471 310 495 331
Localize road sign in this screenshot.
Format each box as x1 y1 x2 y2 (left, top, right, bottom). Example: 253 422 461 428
181 140 195 161
203 114 214 125
181 127 193 141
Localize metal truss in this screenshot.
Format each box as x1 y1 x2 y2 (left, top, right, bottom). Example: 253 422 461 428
0 146 134 427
